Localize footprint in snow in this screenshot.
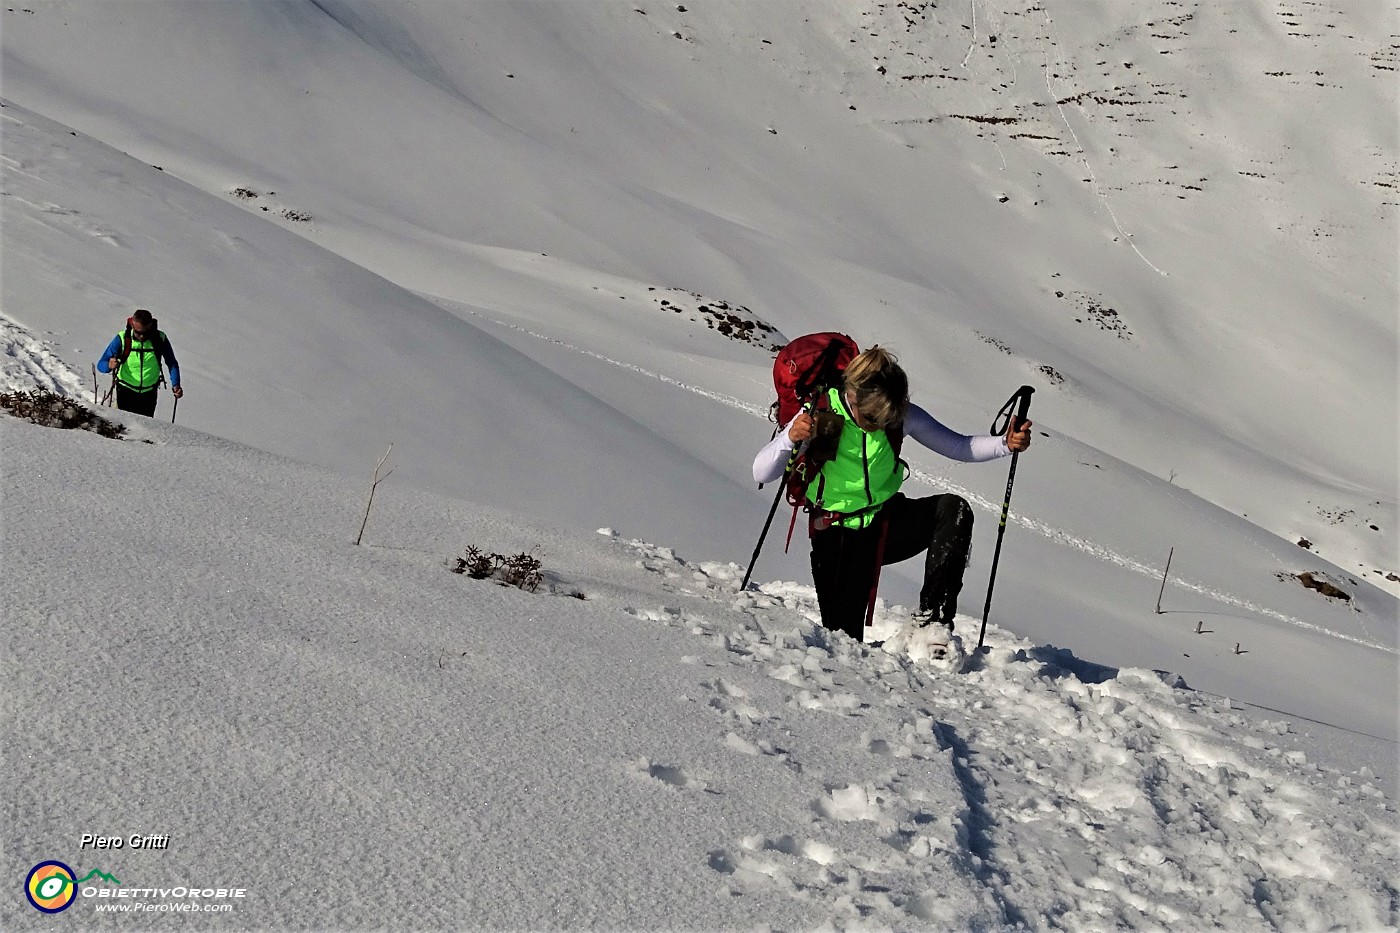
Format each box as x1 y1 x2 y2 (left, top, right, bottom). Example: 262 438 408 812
744 833 838 866
704 690 767 723
631 758 717 795
722 732 802 773
621 605 683 626
814 783 888 824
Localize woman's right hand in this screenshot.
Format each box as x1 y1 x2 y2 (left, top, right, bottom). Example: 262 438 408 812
788 411 815 443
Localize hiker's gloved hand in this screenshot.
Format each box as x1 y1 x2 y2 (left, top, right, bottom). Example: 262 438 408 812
106 357 121 372
788 411 814 444
172 385 184 399
1007 418 1033 453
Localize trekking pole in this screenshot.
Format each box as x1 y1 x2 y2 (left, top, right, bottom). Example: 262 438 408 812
741 479 788 591
171 395 179 424
976 385 1034 652
740 438 808 591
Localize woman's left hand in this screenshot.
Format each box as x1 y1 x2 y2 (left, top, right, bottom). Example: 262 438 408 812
1007 418 1033 452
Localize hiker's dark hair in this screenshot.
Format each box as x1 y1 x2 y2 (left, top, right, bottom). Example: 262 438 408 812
843 346 908 432
132 309 154 327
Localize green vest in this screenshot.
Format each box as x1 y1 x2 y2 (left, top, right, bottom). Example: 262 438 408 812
809 388 904 529
116 330 165 391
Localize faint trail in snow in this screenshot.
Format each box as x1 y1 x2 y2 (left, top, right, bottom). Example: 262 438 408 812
906 464 1394 654
1157 479 1386 649
1036 6 1168 278
990 137 1008 171
0 312 88 398
960 0 979 68
445 301 1390 655
434 299 769 418
967 4 1011 173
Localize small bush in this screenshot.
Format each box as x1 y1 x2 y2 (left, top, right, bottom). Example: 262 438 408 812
0 389 125 439
452 545 543 592
454 545 497 580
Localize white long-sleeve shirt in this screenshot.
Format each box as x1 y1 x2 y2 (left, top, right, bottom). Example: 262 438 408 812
751 402 1010 484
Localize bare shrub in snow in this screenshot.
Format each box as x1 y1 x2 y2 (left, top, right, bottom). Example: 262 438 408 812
0 388 125 439
453 546 543 592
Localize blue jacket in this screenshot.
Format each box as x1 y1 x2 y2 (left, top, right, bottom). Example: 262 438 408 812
97 332 181 389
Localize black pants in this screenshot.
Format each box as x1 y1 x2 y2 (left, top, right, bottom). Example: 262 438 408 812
810 493 973 642
115 385 158 417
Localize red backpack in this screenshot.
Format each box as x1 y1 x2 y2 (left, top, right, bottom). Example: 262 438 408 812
768 333 869 538
770 332 858 427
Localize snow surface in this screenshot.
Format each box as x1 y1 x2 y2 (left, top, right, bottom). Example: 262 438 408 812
2 1 1397 929
4 413 1397 930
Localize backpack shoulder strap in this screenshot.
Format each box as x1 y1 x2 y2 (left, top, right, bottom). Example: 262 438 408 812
145 328 168 387
796 340 851 405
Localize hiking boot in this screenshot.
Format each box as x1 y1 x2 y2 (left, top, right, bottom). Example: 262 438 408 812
925 622 953 650
915 606 954 627
911 606 951 652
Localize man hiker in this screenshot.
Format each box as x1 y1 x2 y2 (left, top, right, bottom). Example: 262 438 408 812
97 309 182 417
751 346 1032 644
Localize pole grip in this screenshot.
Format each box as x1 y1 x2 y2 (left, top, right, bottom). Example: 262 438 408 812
1014 385 1033 427
992 385 1035 436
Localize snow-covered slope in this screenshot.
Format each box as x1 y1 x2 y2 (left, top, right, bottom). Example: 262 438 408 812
3 412 1395 929
3 0 1395 583
2 2 1397 927
0 99 768 554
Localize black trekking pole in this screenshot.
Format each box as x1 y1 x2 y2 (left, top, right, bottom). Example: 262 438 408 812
740 431 811 591
741 479 788 591
976 385 1034 652
171 395 179 424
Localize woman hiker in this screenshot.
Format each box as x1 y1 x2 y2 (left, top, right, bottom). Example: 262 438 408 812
751 346 1032 644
